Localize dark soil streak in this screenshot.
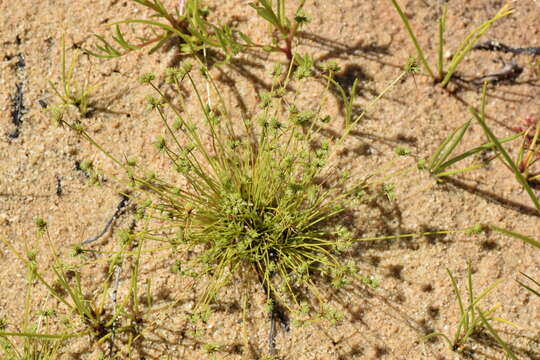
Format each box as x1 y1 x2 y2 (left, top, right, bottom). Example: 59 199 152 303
8 54 26 139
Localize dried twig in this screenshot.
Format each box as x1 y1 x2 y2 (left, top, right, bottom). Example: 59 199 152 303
474 60 523 84
474 40 540 55
82 194 129 245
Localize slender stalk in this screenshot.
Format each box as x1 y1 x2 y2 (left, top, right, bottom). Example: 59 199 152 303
437 5 447 80
389 0 435 79
441 5 513 87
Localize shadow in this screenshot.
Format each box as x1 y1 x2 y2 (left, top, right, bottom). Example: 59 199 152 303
450 74 537 103
328 283 444 360
298 33 396 69
168 47 272 94
347 130 418 152
431 74 539 134
333 64 375 97
457 327 540 360
338 344 365 359
443 176 540 218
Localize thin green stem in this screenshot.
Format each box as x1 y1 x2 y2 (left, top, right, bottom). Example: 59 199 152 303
389 0 435 79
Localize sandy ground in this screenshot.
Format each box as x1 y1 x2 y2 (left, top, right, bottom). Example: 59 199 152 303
1 0 539 359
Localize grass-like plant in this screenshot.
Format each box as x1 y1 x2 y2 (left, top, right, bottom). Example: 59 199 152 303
248 0 308 60
513 116 540 184
470 85 540 336
54 52 418 324
49 36 99 118
389 1 513 87
424 263 516 357
471 82 540 214
516 272 540 298
0 220 115 343
88 0 310 64
0 275 63 360
0 333 61 360
87 0 240 61
421 120 520 178
0 218 150 357
123 62 359 315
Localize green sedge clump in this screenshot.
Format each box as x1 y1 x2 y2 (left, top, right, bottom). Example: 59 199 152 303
119 60 362 317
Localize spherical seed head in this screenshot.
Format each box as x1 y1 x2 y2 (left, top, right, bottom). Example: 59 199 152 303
80 159 94 171
145 95 161 110
72 121 85 134
320 60 340 73
405 56 420 74
139 73 156 84
181 61 193 74
153 135 166 151
35 217 48 233
50 107 64 127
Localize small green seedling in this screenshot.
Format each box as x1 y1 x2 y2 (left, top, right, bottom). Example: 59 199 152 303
323 58 413 131
471 82 540 213
202 342 222 354
424 263 516 357
389 1 513 86
0 282 63 360
49 36 99 118
89 0 310 65
87 0 190 59
423 120 520 178
0 220 120 346
0 333 62 360
249 0 309 61
512 116 540 184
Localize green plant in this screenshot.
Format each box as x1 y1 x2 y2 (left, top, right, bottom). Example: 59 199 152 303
429 82 540 252
516 272 540 298
0 220 115 343
422 83 539 187
0 334 61 360
0 218 151 358
420 120 520 178
202 342 222 354
127 61 357 314
468 84 540 344
322 57 414 130
513 116 540 184
248 0 309 60
49 36 99 118
88 0 310 64
258 355 278 360
424 263 516 357
55 48 426 326
88 0 236 61
0 297 63 360
471 82 540 214
389 1 513 86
